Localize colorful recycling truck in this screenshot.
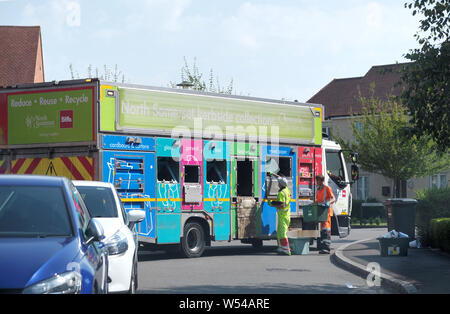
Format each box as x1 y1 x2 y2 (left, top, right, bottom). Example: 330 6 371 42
0 79 356 257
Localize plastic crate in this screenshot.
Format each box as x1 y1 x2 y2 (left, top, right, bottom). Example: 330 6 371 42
289 237 310 255
378 237 410 256
302 204 329 222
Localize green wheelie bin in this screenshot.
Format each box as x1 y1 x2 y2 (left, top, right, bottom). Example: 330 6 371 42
384 198 418 239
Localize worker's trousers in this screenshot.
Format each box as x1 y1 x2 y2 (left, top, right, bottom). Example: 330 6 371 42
277 212 291 255
318 228 331 252
318 206 333 252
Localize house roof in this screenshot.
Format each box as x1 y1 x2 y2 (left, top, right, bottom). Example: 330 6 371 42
308 63 407 119
0 26 44 87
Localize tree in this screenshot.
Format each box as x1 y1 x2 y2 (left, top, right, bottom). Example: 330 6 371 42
69 64 127 83
401 0 450 150
335 92 449 198
170 57 234 94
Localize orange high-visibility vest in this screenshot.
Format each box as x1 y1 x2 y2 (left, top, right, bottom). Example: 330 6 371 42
316 185 335 230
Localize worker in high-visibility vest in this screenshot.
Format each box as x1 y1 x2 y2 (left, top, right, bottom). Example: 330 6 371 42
268 173 291 256
315 174 336 254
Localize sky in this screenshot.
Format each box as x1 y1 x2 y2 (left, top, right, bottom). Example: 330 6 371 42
0 0 420 102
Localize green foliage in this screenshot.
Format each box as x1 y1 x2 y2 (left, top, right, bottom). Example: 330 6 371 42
69 63 126 83
401 0 450 150
336 92 450 197
415 186 450 246
375 217 382 226
430 217 450 252
170 57 234 94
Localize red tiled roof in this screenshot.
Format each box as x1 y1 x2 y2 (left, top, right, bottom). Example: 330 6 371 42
307 63 407 119
0 26 44 87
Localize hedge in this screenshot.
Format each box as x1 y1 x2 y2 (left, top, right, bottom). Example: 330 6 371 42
430 218 450 253
416 187 450 246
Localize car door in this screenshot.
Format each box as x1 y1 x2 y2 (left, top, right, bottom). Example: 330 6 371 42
70 183 108 293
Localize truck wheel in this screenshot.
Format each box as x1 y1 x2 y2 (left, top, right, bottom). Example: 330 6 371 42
251 239 263 249
181 222 205 258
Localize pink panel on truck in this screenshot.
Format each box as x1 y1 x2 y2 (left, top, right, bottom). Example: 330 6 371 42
181 139 203 210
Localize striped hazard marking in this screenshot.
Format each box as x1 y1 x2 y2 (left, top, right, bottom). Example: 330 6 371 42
10 156 94 181
0 159 8 174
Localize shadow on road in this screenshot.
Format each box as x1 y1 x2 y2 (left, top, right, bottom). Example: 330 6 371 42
137 242 331 262
137 282 382 294
138 244 282 262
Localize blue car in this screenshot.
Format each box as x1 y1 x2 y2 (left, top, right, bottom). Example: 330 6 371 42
0 175 108 294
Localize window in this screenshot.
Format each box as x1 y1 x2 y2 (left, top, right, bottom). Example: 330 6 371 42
77 186 118 218
206 160 227 184
354 121 364 144
355 121 364 134
278 157 292 177
0 186 72 237
237 159 253 196
157 157 180 183
430 174 448 189
355 176 370 200
184 165 200 183
70 183 91 240
322 126 333 140
325 150 345 181
265 157 292 178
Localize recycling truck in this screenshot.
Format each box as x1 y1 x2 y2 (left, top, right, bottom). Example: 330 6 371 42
0 78 358 257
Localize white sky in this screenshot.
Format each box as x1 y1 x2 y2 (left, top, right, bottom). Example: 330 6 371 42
0 0 420 102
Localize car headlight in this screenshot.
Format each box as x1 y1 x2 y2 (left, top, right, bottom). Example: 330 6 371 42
23 271 82 294
104 230 128 255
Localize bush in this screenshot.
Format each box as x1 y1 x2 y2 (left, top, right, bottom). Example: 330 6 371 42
429 218 450 253
416 187 450 246
375 217 382 226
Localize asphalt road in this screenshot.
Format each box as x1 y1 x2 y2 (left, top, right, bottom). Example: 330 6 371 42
136 228 391 294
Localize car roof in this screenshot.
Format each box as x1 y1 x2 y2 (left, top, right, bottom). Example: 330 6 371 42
72 180 114 188
0 174 67 186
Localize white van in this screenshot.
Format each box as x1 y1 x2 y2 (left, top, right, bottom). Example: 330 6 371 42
73 181 145 293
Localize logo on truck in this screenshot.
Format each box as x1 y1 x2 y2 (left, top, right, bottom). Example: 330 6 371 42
60 110 74 129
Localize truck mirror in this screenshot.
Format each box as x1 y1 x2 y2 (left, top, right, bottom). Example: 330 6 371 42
351 165 359 181
350 152 358 164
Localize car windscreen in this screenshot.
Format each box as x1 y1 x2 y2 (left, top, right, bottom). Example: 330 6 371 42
76 186 118 218
0 185 72 237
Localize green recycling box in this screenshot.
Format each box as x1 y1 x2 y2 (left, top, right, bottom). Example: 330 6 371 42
303 204 329 223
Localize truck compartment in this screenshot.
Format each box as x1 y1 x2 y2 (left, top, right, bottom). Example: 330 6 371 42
236 159 253 196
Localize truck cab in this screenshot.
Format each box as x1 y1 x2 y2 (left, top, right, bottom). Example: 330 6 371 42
322 139 352 238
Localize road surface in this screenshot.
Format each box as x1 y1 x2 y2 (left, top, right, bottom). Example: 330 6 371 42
136 228 390 294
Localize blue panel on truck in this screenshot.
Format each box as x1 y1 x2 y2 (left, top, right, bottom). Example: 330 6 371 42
156 138 181 157
156 214 181 244
214 212 231 241
203 140 230 214
260 145 297 236
102 139 156 240
102 134 155 151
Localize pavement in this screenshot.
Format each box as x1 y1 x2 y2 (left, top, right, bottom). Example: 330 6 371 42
332 235 450 294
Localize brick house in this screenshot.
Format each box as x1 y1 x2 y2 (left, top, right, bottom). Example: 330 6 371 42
307 63 449 201
0 26 44 87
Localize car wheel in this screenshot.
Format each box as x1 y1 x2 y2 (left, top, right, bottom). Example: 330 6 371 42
181 222 205 258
